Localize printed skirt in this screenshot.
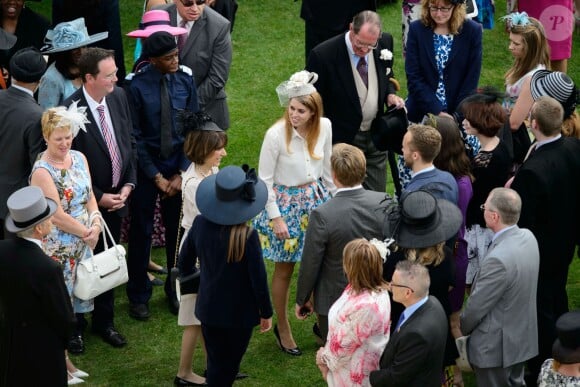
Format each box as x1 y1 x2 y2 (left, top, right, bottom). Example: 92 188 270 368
253 180 329 263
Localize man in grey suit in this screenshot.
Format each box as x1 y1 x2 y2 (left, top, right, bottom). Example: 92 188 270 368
295 143 388 342
0 48 46 239
461 187 540 387
159 0 232 129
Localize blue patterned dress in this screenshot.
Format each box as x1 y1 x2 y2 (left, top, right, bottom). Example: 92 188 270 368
32 150 94 313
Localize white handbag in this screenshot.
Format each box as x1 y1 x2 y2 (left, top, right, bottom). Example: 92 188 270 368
73 218 128 301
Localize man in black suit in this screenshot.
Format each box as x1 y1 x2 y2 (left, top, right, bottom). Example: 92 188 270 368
370 260 448 387
300 0 376 60
0 48 46 239
0 186 74 386
510 96 580 385
64 47 137 351
306 10 405 192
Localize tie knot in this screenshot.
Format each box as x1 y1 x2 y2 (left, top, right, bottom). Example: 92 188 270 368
180 20 188 28
359 56 366 66
97 105 105 113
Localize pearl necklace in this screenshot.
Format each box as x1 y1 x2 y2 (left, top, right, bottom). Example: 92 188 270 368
195 165 212 178
46 152 69 165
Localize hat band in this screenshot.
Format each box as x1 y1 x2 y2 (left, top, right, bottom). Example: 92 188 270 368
142 20 172 28
12 205 50 228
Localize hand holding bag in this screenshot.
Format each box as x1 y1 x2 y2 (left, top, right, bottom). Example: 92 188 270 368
74 217 128 300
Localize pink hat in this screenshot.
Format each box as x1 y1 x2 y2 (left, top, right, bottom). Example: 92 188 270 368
127 10 187 38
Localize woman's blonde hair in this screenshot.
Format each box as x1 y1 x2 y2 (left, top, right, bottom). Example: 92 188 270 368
562 112 580 139
283 92 324 159
41 107 72 139
405 242 445 266
505 17 550 85
420 0 466 35
343 238 386 294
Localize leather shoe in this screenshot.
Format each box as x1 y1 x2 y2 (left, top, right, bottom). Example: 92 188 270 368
149 266 168 275
168 297 179 315
273 324 302 356
150 277 164 286
98 327 127 347
68 334 85 354
129 303 150 320
173 376 206 386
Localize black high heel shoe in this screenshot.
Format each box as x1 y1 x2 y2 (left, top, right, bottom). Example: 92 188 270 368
273 324 302 356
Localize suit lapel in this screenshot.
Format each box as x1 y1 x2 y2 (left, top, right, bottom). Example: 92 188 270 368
76 89 111 157
336 40 362 113
182 11 207 58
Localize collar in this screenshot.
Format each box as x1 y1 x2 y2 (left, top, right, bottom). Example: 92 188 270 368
11 84 34 97
83 86 108 112
176 12 196 30
403 295 429 322
344 31 368 65
411 165 435 178
535 134 561 150
492 224 516 242
22 237 42 248
336 185 363 194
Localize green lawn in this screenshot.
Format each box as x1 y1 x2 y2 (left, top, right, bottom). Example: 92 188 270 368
27 1 580 386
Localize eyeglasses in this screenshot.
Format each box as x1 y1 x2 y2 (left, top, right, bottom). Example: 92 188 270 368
353 37 378 51
429 5 454 13
179 0 206 7
387 282 415 293
480 204 497 213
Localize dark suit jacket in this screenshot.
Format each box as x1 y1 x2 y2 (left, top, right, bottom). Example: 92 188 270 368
296 188 387 315
0 87 44 220
0 238 74 386
511 137 580 277
300 0 376 32
405 19 482 123
404 167 459 204
179 216 273 328
160 4 232 129
370 296 448 387
306 32 397 145
66 86 137 217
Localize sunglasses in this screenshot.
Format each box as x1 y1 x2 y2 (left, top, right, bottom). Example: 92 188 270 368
179 0 206 6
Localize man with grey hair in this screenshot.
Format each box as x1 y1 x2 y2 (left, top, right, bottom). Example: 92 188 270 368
307 10 405 192
370 260 448 386
461 187 540 386
0 186 74 385
510 96 580 384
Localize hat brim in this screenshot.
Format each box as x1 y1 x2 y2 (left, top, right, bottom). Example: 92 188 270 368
5 197 57 233
0 29 16 50
127 26 188 38
41 32 109 54
386 198 462 249
196 175 268 226
552 339 580 364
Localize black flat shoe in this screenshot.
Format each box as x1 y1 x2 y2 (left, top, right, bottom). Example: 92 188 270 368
129 303 150 321
148 266 168 275
173 376 206 386
97 327 127 348
68 334 85 354
273 324 302 356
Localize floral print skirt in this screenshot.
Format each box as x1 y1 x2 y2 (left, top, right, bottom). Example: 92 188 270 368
253 180 329 263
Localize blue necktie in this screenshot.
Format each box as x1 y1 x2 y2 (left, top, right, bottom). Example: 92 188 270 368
395 312 406 331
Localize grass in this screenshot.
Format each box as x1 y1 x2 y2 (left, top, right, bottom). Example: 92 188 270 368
26 1 580 386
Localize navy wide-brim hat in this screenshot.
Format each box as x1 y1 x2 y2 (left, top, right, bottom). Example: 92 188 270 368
370 107 409 154
383 190 462 249
196 165 267 226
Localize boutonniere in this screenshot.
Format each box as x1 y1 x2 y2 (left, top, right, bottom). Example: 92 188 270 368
380 49 393 61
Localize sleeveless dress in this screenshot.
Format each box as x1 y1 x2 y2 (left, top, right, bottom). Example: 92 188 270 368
32 150 94 313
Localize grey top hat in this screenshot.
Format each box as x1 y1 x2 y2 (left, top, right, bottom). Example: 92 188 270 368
383 190 462 249
5 186 57 233
196 165 267 226
0 28 16 51
42 17 108 54
552 310 580 364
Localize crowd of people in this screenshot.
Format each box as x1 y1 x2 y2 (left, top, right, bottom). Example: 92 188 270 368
0 0 579 387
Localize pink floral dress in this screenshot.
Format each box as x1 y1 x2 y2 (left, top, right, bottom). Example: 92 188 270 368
320 285 391 387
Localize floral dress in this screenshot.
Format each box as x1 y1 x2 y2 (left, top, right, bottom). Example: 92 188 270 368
32 150 94 313
320 285 391 387
538 359 580 387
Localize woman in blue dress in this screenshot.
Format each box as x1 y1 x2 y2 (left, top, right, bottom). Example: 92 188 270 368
30 103 99 384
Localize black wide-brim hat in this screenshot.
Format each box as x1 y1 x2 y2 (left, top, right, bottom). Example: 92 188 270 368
383 190 462 249
370 107 409 154
196 165 267 226
552 310 580 364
